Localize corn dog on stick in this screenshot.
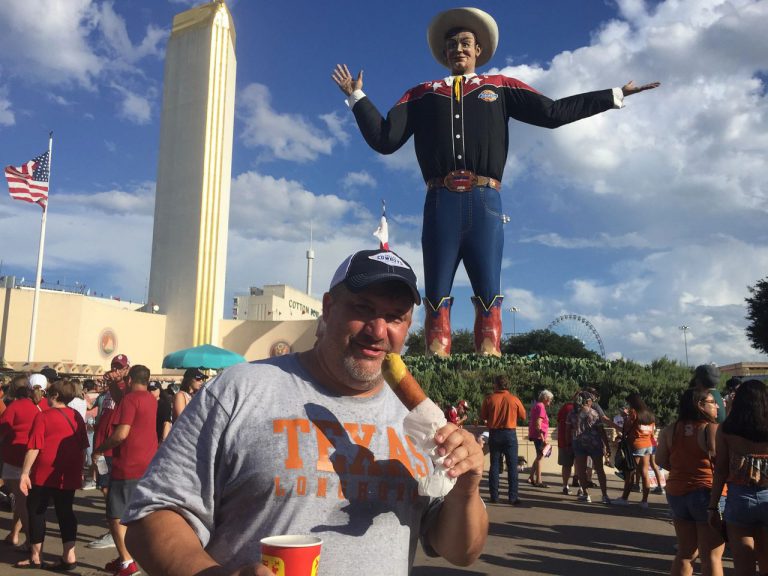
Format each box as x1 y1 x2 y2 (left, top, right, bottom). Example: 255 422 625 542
382 353 427 410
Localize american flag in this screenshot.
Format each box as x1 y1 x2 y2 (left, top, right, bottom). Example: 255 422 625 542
4 151 50 209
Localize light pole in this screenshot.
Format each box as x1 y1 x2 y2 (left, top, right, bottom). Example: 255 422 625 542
679 325 689 366
509 306 519 336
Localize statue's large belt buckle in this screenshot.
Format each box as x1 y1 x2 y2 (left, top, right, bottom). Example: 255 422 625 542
443 170 476 192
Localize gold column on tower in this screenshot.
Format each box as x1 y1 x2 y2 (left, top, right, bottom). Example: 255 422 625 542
148 1 236 351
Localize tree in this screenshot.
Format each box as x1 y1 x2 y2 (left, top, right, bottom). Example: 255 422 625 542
746 277 768 355
502 329 601 359
405 327 601 358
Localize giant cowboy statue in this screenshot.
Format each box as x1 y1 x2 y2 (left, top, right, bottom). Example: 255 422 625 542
333 7 659 357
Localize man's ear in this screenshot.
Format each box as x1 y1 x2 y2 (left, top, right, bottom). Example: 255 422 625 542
321 292 334 319
475 43 482 58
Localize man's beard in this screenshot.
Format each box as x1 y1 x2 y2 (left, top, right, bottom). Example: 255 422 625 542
341 350 385 389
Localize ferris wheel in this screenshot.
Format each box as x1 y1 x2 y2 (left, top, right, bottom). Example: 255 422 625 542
547 314 606 358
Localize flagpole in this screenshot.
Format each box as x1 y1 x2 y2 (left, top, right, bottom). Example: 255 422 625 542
27 132 53 362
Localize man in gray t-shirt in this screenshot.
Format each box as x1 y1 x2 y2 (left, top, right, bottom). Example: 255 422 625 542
123 248 488 575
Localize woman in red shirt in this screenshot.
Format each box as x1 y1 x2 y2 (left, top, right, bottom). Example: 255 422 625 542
16 380 88 570
0 375 47 548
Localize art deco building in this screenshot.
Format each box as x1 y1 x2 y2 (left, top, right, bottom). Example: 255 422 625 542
148 1 237 352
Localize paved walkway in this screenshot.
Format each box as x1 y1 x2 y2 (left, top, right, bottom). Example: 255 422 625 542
0 472 734 575
414 471 734 575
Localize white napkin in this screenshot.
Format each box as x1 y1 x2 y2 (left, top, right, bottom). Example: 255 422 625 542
403 398 457 497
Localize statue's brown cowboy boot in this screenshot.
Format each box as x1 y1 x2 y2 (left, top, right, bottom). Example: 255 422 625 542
424 297 453 357
472 295 503 356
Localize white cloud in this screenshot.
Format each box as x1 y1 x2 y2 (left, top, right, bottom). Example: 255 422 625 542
225 235 423 304
550 237 768 364
0 90 14 126
47 94 73 106
58 181 155 215
0 184 155 300
342 170 376 190
374 139 421 176
225 168 424 301
239 83 338 162
229 170 368 242
319 111 350 145
0 1 164 89
487 0 768 221
111 84 152 124
0 0 103 87
94 2 165 64
501 288 550 324
476 0 768 364
522 232 650 249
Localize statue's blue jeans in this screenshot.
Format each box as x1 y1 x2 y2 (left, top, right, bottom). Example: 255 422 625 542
421 185 503 307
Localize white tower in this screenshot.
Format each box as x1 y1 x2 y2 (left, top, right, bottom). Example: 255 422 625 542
306 222 315 295
148 1 236 351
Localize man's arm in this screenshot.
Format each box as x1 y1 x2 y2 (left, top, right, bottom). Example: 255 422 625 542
332 64 363 98
707 427 729 532
517 397 527 425
426 425 488 566
331 63 413 154
655 425 672 470
622 81 661 97
126 510 271 576
93 423 130 460
18 448 40 496
602 414 623 432
160 420 172 442
104 369 128 403
504 77 660 129
172 392 187 422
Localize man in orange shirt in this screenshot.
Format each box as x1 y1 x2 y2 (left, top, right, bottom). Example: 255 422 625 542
481 375 527 505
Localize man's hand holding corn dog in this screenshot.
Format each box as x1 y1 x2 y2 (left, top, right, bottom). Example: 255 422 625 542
382 352 485 488
381 351 487 562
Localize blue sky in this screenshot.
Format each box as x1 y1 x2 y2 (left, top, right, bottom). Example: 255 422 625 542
1 0 767 365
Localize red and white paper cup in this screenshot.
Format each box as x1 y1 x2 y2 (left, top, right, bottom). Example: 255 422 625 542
260 535 322 576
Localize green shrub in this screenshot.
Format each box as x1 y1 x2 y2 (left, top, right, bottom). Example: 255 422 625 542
403 354 695 426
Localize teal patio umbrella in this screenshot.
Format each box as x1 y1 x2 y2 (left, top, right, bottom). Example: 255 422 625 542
162 344 246 370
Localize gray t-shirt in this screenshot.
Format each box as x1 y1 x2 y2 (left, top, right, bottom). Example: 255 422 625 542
123 355 440 575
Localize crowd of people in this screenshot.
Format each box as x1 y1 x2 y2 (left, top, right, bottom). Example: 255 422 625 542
475 364 767 576
1 246 766 576
0 360 207 574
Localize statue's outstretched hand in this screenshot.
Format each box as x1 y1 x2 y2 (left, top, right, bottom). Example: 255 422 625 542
622 80 661 97
332 64 363 96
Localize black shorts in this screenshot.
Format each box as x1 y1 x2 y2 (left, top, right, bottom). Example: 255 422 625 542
106 478 139 520
558 447 574 468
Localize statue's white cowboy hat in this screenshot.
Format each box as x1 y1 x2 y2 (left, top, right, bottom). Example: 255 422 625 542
427 7 498 69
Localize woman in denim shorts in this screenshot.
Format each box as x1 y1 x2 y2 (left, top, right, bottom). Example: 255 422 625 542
709 380 768 576
614 393 657 507
657 388 723 576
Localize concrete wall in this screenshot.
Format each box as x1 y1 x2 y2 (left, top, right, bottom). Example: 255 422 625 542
0 286 167 372
233 284 322 321
219 318 317 360
0 285 319 374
